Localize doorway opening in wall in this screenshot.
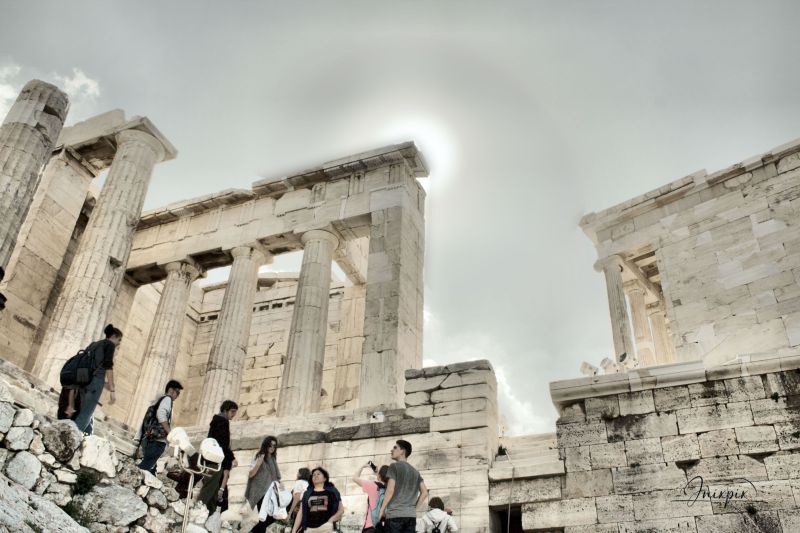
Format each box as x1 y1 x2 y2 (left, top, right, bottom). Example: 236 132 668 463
491 507 523 533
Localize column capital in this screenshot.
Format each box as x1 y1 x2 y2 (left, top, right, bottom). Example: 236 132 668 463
594 254 624 273
301 228 340 248
165 258 204 281
623 279 645 293
115 129 166 162
647 301 666 315
231 244 272 265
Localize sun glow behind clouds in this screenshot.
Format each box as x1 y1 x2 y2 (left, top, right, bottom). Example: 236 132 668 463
377 116 457 191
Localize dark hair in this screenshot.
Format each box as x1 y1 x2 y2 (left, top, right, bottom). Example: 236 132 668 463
103 324 123 339
165 380 183 393
311 466 331 486
258 436 278 457
429 497 444 510
396 439 412 457
220 400 238 413
378 465 389 483
297 467 311 482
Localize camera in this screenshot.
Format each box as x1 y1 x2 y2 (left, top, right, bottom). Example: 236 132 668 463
368 460 377 472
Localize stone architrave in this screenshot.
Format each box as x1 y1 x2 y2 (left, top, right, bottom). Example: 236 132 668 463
625 280 656 367
0 80 69 268
648 303 676 365
359 206 425 409
595 255 635 365
276 229 339 416
197 245 268 423
35 129 167 387
126 260 202 426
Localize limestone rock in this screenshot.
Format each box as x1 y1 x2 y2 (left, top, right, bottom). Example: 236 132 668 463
55 469 77 484
29 434 45 455
5 427 34 450
0 475 88 532
0 403 16 433
205 510 222 532
73 484 147 526
38 453 57 467
142 469 163 489
45 482 72 506
40 420 83 463
0 379 13 403
80 435 117 478
163 485 180 502
12 409 34 427
146 487 168 510
5 451 41 490
136 485 149 497
32 469 54 495
185 524 209 533
115 461 144 489
0 449 8 470
143 510 172 533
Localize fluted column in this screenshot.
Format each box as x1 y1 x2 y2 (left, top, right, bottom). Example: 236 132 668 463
35 129 166 387
277 229 339 416
197 245 268 423
0 80 69 269
595 255 635 365
648 303 676 365
625 281 656 367
127 260 202 426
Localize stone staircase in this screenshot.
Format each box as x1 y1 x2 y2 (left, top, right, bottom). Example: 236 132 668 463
0 359 138 457
489 432 564 481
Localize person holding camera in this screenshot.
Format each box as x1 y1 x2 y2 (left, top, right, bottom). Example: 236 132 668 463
353 461 388 532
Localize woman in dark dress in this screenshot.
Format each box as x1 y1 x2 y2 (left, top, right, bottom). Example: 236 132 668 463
199 400 238 513
73 324 122 434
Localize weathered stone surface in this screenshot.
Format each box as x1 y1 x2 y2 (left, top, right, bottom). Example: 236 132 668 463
625 437 663 465
695 511 781 532
564 469 613 498
676 402 754 433
54 469 77 484
5 451 41 490
632 489 712 520
522 498 597 529
40 420 83 463
686 456 768 483
613 463 686 494
689 381 729 407
654 386 690 413
735 425 779 454
12 409 34 427
565 445 592 472
0 403 16 433
618 391 655 416
606 412 678 441
404 375 446 393
0 475 87 533
585 395 620 419
80 436 117 477
698 428 739 457
404 391 430 406
764 454 800 479
557 420 607 447
724 376 766 402
74 484 147 526
489 476 561 506
5 427 34 451
596 494 633 523
590 442 626 469
662 434 701 462
115 461 144 489
749 397 800 424
146 487 168 510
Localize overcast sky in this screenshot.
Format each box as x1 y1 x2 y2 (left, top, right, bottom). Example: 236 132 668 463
3 1 800 434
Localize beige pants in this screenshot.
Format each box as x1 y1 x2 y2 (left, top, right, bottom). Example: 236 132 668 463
305 524 334 532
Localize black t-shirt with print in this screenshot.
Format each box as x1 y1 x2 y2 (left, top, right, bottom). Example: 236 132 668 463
306 488 338 528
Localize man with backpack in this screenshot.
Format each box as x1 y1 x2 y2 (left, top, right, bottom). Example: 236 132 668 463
352 461 388 532
378 440 428 533
136 379 183 474
419 497 458 532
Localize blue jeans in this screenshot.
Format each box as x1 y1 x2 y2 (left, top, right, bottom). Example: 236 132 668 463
74 371 105 434
138 439 167 474
384 518 415 533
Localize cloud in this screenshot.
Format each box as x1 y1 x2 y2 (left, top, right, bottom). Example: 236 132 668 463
0 63 22 119
54 68 100 100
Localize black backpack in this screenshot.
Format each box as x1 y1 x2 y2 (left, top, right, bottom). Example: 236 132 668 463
59 344 96 387
140 395 170 441
431 518 446 533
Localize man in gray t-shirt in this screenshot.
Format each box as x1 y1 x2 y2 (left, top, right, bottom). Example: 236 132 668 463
379 439 428 532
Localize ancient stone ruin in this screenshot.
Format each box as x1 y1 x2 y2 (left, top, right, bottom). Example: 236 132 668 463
1 79 800 532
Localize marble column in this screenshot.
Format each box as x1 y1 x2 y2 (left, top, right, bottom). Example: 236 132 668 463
0 80 69 269
277 229 339 417
197 245 267 423
35 129 166 387
595 255 635 365
648 303 676 365
625 281 656 367
127 260 202 426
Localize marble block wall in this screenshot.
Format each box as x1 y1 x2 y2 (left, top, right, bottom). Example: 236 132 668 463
211 359 498 533
518 355 800 532
582 140 800 366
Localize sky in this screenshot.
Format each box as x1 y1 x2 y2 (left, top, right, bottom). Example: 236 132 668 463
3 1 800 435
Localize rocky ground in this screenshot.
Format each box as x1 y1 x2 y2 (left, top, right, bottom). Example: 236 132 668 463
0 377 283 533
